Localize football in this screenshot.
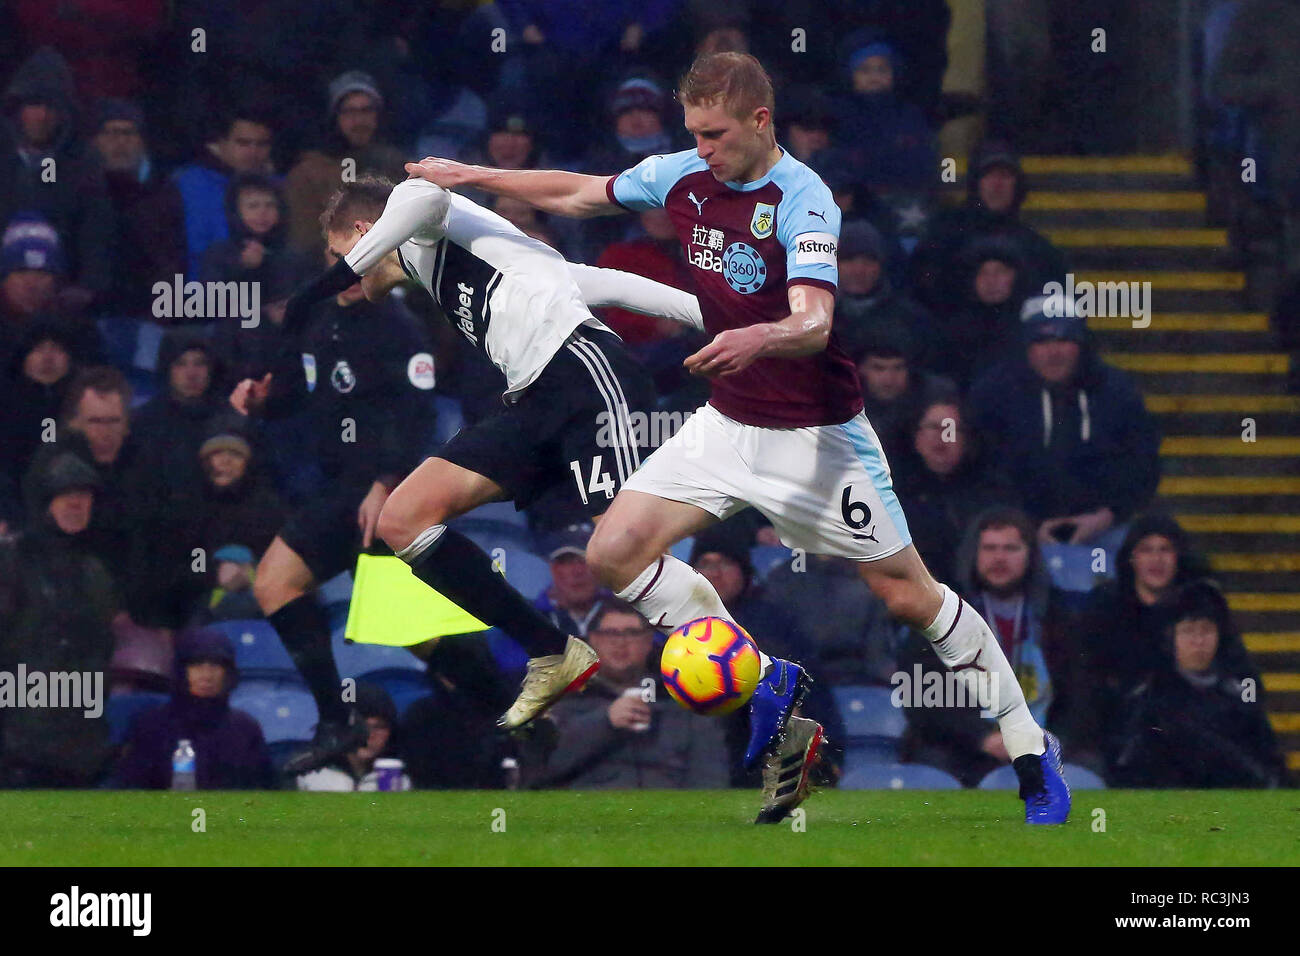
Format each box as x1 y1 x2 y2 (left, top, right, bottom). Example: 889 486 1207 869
659 617 763 716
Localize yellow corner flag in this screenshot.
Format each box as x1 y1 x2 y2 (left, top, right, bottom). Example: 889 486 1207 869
344 553 488 647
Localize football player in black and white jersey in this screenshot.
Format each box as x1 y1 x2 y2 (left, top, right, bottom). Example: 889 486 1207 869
269 175 705 770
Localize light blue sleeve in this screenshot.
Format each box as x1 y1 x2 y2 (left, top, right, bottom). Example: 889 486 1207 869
609 149 705 211
776 172 841 288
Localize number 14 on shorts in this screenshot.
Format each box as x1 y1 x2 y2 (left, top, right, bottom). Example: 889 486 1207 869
570 456 616 505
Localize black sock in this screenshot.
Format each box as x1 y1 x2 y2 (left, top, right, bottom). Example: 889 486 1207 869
408 528 569 657
267 593 349 724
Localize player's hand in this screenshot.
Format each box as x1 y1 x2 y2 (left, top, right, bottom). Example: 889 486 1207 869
1066 506 1115 545
240 240 266 270
608 695 652 731
684 326 771 378
404 156 480 189
357 481 392 549
230 373 272 415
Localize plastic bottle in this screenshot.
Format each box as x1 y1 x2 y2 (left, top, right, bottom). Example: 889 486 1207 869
171 739 197 790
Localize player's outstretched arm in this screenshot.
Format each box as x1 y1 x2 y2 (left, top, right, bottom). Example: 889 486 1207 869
683 283 834 378
405 157 619 219
566 262 703 330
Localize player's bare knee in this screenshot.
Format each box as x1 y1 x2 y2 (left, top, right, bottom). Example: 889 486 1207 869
377 494 446 553
585 522 649 589
253 572 298 616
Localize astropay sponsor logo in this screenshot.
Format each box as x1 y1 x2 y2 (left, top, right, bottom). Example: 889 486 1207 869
0 666 103 718
50 886 151 936
794 232 837 266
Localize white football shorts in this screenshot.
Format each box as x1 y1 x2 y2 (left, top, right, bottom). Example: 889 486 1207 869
621 402 912 561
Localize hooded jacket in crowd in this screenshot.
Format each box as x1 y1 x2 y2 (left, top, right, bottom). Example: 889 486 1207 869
199 173 314 293
908 140 1067 311
966 317 1161 525
0 449 117 786
147 412 286 628
830 38 937 192
929 234 1033 389
1077 514 1219 751
0 46 115 300
0 317 89 489
115 626 272 789
1109 580 1284 788
130 327 227 493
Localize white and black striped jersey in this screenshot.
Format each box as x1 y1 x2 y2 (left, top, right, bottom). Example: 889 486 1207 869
345 178 702 401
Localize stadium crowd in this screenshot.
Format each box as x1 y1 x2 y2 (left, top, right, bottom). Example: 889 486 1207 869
0 1 1287 792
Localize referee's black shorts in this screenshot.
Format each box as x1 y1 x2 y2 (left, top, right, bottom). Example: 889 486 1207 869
279 476 390 582
438 326 658 519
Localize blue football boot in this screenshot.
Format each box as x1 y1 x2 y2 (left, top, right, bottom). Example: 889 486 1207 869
1013 731 1071 824
744 658 812 769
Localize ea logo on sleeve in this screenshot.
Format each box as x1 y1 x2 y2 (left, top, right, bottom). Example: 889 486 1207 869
722 242 767 295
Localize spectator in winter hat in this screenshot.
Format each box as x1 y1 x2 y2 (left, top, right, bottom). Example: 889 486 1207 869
909 138 1067 311
1 46 114 305
966 295 1161 541
115 626 273 790
0 213 68 334
285 71 407 258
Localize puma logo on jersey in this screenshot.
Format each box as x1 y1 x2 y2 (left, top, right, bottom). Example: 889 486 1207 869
688 191 708 215
807 209 827 222
453 280 478 344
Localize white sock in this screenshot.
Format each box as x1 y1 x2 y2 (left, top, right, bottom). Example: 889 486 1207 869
922 584 1045 759
615 554 773 673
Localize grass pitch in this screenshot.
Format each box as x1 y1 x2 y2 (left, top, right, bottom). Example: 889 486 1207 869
1 789 1295 866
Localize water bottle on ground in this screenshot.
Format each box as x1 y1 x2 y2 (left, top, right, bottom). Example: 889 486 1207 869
171 739 196 791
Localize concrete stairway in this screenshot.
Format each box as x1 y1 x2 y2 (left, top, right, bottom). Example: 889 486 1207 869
1016 155 1300 777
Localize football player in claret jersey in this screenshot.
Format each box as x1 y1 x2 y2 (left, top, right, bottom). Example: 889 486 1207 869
406 52 1070 824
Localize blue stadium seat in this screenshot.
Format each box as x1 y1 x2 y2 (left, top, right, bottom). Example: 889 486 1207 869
834 685 905 742
453 519 537 554
485 627 529 683
464 499 530 529
332 628 425 678
750 545 792 579
669 536 694 564
316 572 354 606
841 742 900 771
214 619 299 680
231 685 319 742
839 762 963 790
357 669 432 719
105 691 169 745
498 549 552 601
978 761 1107 790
